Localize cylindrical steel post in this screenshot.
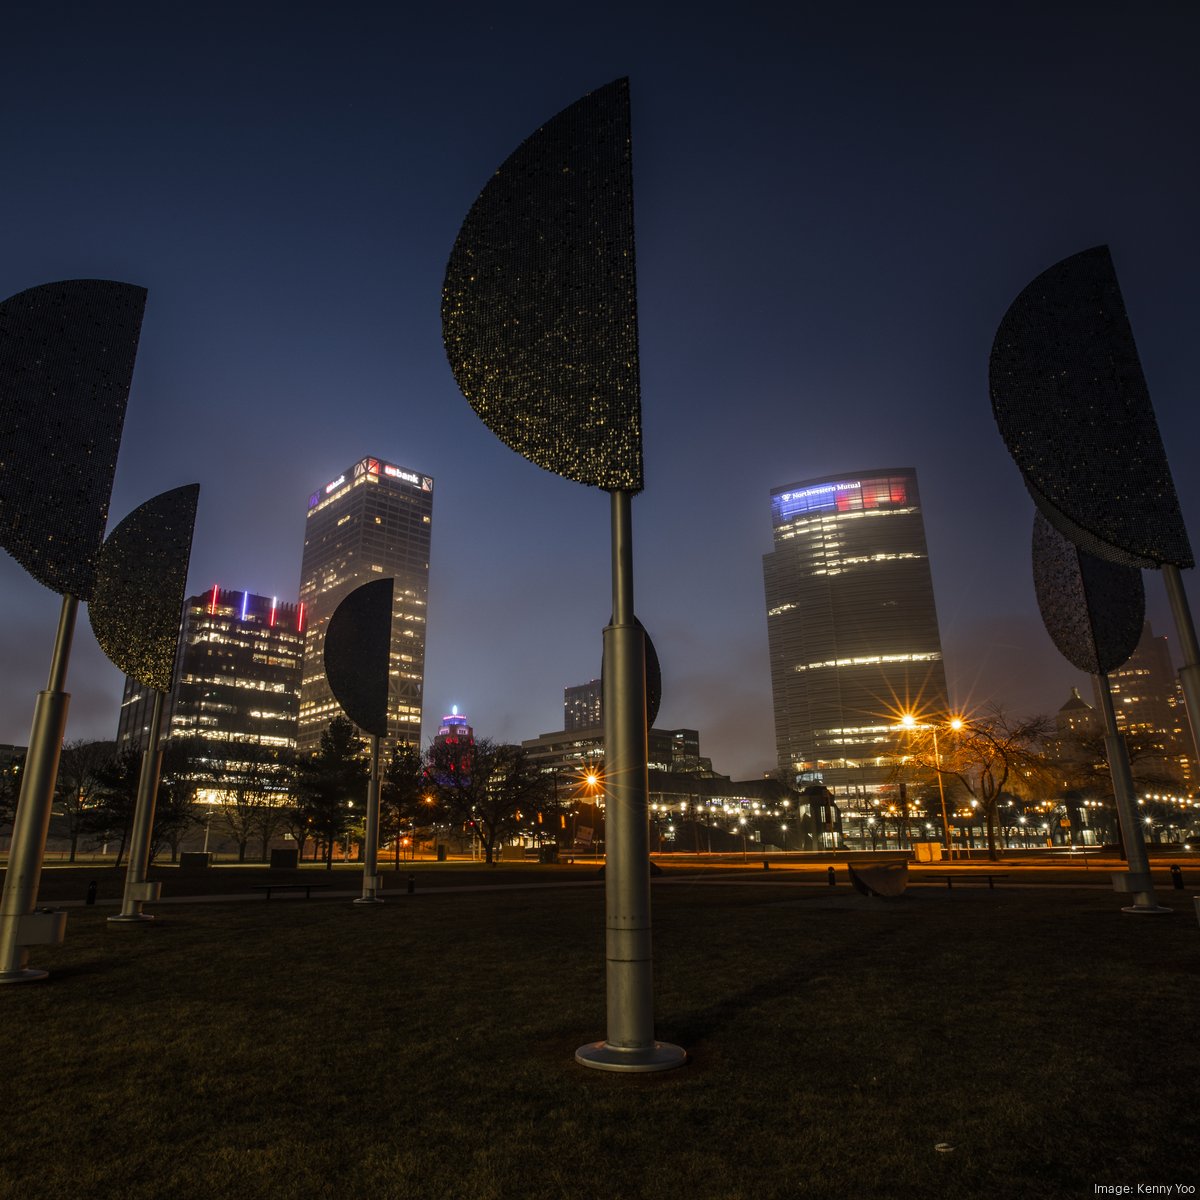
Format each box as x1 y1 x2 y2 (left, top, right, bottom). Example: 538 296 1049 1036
933 728 953 861
576 491 685 1073
111 691 165 923
356 735 382 904
1095 673 1169 913
1162 565 1200 767
0 596 78 982
602 620 654 1046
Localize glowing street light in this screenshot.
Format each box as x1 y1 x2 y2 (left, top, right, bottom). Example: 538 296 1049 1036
897 710 963 861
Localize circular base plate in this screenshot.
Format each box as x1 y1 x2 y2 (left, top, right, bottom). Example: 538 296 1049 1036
353 896 384 905
107 913 155 923
0 967 50 985
1121 904 1173 915
575 1040 687 1073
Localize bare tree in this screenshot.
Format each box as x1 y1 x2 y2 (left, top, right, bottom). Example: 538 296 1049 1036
428 738 555 865
1050 726 1189 852
282 804 315 863
151 741 205 863
88 749 142 867
54 740 115 862
381 741 430 866
214 748 282 864
0 751 23 839
255 769 296 862
896 706 1053 861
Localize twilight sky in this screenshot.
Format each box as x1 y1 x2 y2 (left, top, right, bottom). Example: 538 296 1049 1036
2 0 1198 779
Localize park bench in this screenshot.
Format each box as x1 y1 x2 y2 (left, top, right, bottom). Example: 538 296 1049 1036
927 873 1008 890
250 883 333 901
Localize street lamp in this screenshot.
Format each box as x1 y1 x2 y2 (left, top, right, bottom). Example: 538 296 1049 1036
424 794 437 859
899 711 961 862
549 764 562 846
935 717 964 860
580 767 602 858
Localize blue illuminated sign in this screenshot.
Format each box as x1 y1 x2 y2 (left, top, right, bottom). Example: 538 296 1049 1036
775 480 861 519
773 475 909 522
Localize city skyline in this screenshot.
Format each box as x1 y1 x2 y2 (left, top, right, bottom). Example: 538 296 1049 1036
2 3 1198 780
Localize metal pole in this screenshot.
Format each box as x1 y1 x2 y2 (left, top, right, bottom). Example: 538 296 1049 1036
576 491 685 1073
1095 673 1170 914
110 690 165 922
356 735 382 904
933 728 953 861
1162 565 1200 767
0 595 78 982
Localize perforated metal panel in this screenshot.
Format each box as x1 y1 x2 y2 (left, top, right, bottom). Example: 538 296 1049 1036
89 485 200 692
442 78 643 492
990 246 1192 569
0 279 146 597
1032 511 1144 675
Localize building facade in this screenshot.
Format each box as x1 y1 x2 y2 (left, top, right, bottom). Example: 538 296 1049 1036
1092 622 1197 791
522 724 712 779
564 679 602 732
116 586 303 798
431 707 474 778
1055 687 1100 742
763 468 948 798
297 456 433 755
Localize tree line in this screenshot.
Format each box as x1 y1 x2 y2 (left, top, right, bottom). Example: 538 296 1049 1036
4 707 1191 870
886 704 1194 860
0 717 561 869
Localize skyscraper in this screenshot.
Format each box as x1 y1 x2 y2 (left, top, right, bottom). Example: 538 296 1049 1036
116 586 303 799
1092 622 1197 789
763 468 948 797
564 679 602 732
432 706 475 778
297 457 433 754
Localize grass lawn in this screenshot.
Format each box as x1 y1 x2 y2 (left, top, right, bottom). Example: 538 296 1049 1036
1 876 1197 1199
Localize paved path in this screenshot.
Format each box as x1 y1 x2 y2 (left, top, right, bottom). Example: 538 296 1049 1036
47 871 1194 908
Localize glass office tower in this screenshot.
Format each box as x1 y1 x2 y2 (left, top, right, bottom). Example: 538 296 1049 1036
297 457 433 754
763 468 948 798
116 587 303 799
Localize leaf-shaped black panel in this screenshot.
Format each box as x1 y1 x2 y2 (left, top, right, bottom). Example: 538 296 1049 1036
324 578 393 738
0 279 147 598
442 78 643 492
89 485 200 692
1032 511 1144 675
990 245 1191 569
600 615 662 728
644 623 663 729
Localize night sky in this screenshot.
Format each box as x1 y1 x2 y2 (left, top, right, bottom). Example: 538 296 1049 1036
3 1 1197 780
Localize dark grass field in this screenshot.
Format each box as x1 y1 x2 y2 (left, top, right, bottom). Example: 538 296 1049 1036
1 873 1197 1200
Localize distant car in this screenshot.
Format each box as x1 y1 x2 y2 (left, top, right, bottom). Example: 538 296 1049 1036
1181 838 1200 852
